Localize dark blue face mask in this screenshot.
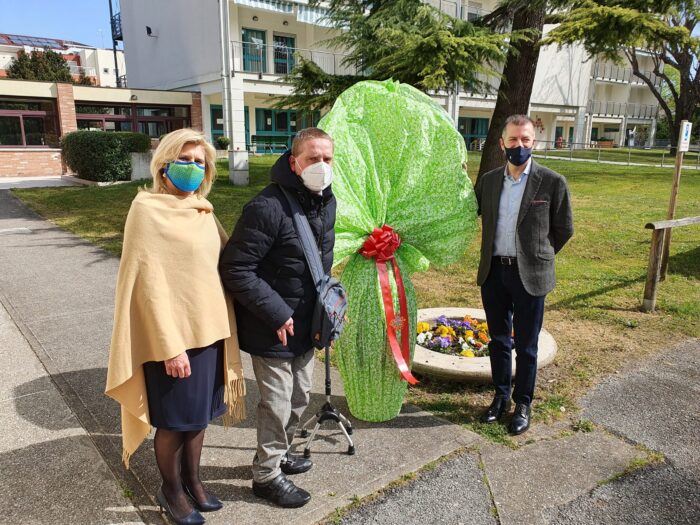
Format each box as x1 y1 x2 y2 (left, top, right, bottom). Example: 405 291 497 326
504 146 532 166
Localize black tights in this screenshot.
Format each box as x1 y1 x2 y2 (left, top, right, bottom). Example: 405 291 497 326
154 428 207 517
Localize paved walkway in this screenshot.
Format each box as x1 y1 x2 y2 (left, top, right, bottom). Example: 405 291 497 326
0 176 79 190
0 190 477 525
1 187 698 525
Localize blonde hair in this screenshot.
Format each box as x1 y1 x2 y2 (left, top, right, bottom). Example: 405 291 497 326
149 128 217 197
291 127 333 156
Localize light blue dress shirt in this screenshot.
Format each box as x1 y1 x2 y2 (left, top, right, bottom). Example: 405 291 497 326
493 159 532 257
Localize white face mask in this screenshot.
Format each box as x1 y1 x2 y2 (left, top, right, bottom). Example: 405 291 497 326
296 160 333 192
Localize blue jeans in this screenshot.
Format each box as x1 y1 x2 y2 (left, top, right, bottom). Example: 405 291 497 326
480 259 546 405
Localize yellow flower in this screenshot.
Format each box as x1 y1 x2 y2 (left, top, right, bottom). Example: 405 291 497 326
460 349 475 358
435 325 450 337
416 322 430 334
464 330 474 339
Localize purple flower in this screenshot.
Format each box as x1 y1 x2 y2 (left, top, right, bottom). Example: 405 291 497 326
438 336 451 348
436 315 448 326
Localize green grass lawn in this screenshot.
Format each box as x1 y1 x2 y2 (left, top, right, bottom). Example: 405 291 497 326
541 146 700 167
12 152 700 441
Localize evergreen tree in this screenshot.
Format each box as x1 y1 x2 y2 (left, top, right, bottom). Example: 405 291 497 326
7 49 73 83
544 0 699 153
476 0 549 177
276 0 514 114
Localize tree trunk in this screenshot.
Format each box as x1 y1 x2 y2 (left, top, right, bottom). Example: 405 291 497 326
477 5 547 180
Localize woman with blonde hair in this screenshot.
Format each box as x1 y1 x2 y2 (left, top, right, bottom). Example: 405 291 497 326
106 128 245 525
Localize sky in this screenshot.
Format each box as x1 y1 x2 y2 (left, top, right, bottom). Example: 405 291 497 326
0 0 122 49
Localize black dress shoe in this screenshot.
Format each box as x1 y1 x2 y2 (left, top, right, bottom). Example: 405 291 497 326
280 452 313 475
252 473 311 508
480 397 511 423
156 487 205 525
183 483 223 512
509 403 531 435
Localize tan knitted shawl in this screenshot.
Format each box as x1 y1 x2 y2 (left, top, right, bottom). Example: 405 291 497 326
105 191 245 467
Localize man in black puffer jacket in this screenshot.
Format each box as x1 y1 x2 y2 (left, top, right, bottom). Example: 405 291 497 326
219 128 336 508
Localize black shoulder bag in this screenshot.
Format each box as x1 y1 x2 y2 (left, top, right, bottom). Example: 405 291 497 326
279 186 348 349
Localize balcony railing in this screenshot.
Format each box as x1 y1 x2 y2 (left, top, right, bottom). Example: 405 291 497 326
231 40 357 77
69 65 97 77
588 100 659 119
424 0 491 21
592 62 662 88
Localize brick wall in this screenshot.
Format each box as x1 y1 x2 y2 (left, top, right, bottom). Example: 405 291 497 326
55 83 77 134
191 92 203 131
0 150 64 177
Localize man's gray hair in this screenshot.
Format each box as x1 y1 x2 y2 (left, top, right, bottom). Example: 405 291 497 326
502 115 535 136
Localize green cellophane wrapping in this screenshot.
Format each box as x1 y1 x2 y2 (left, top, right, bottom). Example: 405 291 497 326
319 80 478 422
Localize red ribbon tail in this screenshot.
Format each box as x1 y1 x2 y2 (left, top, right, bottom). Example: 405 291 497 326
377 262 419 385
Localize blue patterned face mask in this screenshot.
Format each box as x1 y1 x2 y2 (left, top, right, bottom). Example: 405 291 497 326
165 161 205 192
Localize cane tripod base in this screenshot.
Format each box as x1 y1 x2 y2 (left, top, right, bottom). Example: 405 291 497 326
300 401 355 457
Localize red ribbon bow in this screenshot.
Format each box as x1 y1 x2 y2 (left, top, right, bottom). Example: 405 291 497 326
360 225 419 385
360 225 402 262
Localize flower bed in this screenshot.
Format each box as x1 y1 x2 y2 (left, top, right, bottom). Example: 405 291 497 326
416 314 491 357
412 307 557 383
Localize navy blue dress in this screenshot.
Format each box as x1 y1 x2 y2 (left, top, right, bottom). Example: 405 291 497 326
144 339 226 431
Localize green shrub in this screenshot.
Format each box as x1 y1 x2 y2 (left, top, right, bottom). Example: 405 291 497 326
61 131 150 182
215 136 231 150
114 132 151 153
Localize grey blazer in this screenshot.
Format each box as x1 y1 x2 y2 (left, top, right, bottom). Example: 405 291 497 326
474 160 574 296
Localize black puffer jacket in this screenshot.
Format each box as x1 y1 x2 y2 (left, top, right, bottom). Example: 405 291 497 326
219 151 336 358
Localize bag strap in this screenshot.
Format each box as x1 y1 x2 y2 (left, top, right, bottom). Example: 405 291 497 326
278 185 325 289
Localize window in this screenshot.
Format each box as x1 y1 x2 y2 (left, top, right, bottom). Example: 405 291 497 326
275 111 288 132
76 102 190 138
139 121 167 138
76 104 131 116
0 97 59 147
0 116 22 145
137 107 172 117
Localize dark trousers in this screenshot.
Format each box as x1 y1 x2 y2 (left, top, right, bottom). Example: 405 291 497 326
480 258 546 405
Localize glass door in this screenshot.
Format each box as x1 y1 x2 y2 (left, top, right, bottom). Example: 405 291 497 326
273 35 295 75
242 28 266 73
210 104 223 142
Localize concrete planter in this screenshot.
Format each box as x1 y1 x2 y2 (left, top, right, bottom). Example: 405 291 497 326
130 151 153 181
412 307 557 383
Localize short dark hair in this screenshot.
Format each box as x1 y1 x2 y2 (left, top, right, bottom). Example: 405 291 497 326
501 115 535 136
291 127 333 156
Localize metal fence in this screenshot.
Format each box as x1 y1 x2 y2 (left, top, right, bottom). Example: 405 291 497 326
532 140 700 169
230 41 356 77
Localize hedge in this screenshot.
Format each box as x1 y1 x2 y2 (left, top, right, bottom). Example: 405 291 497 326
61 131 151 182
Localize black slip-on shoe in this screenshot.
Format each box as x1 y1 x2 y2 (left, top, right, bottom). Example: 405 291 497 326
280 452 313 475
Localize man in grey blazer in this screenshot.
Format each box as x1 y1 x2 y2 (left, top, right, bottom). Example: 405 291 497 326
474 114 573 435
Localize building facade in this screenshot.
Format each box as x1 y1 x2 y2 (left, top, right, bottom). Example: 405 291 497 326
0 79 201 176
0 33 127 88
119 0 661 183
